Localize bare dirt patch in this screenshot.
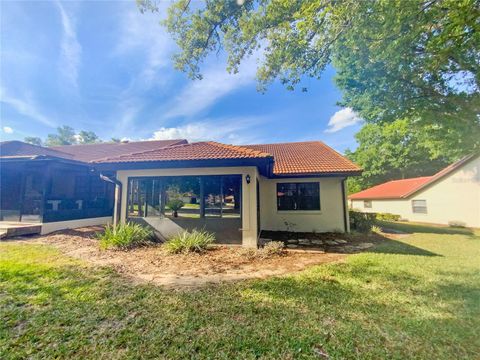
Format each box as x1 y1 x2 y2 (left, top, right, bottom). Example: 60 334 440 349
18 226 375 289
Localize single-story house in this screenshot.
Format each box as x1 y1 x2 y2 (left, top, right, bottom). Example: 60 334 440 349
349 153 480 228
0 139 361 246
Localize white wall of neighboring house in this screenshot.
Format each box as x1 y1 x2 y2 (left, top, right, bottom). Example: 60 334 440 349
351 155 480 228
259 176 347 233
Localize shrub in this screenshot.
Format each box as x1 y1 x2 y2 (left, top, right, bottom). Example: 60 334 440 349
349 210 376 233
261 241 286 257
98 222 154 250
371 225 382 234
376 212 401 221
164 229 215 254
239 241 286 260
448 221 467 228
166 199 185 217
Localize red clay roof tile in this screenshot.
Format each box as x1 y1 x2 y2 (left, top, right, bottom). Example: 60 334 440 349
246 141 362 175
51 139 187 162
348 176 433 200
0 141 74 159
93 141 272 163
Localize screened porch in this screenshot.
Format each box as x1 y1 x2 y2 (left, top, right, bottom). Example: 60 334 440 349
126 175 242 244
0 159 114 224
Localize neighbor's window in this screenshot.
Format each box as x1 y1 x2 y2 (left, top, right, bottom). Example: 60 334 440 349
364 200 372 208
277 182 320 211
412 200 427 214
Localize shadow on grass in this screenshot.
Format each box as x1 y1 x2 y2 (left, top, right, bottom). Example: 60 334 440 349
366 234 441 257
377 220 474 236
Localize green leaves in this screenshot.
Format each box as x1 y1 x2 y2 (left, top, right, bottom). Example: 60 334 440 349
154 0 479 123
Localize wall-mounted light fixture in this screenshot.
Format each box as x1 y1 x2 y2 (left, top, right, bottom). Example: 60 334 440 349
245 174 251 184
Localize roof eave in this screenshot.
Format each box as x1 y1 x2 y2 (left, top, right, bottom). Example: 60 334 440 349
272 170 362 178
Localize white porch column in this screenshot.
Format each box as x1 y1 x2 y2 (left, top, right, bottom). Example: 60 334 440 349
241 170 258 248
114 173 128 225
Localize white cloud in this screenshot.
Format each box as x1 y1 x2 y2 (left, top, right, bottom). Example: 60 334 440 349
56 1 81 88
0 87 56 127
151 116 269 144
325 108 362 133
163 58 257 119
2 126 13 134
115 4 174 90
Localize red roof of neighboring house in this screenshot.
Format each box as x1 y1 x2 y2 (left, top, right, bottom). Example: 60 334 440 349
92 141 272 163
349 152 480 200
0 141 74 159
349 176 433 200
51 139 187 162
246 141 362 175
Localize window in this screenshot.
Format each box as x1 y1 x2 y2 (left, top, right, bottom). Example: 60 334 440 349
412 200 427 214
364 200 372 208
277 182 320 211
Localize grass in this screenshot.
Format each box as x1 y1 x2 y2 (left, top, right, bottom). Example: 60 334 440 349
1 223 479 359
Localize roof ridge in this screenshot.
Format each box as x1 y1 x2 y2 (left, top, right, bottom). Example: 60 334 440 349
52 138 187 149
246 140 320 146
90 139 191 163
206 141 272 158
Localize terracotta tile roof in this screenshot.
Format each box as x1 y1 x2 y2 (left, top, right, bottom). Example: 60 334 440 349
51 139 187 162
245 141 362 175
349 152 480 200
93 141 272 163
349 177 433 200
0 141 74 159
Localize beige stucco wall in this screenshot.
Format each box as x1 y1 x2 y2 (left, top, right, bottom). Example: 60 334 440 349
351 156 480 228
115 167 259 247
258 176 347 233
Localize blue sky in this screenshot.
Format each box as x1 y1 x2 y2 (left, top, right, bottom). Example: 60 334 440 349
0 0 363 152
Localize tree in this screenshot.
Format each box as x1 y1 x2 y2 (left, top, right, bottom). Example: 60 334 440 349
78 130 101 144
146 0 478 120
343 119 478 193
43 126 102 146
45 126 77 146
24 137 42 146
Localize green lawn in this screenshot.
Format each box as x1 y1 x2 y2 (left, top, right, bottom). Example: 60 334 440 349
1 223 479 359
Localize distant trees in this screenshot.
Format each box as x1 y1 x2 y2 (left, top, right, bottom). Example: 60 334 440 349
24 137 43 146
24 125 103 147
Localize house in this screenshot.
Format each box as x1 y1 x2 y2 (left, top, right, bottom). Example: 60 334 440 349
0 139 361 246
349 153 480 228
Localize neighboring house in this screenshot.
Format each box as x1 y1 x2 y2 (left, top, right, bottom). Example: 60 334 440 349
0 139 361 246
349 153 480 228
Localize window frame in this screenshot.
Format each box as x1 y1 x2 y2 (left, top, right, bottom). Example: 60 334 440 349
363 200 372 208
276 182 321 212
412 199 427 214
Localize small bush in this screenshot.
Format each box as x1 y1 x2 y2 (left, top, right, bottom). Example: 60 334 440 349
376 212 401 221
448 221 467 228
240 241 286 260
166 199 185 217
98 222 154 250
262 241 286 257
371 225 382 234
164 229 215 254
349 210 376 233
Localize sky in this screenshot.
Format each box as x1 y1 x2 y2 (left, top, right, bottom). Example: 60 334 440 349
0 0 363 153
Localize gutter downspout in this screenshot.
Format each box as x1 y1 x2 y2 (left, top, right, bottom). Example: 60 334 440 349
341 178 349 233
100 173 122 227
